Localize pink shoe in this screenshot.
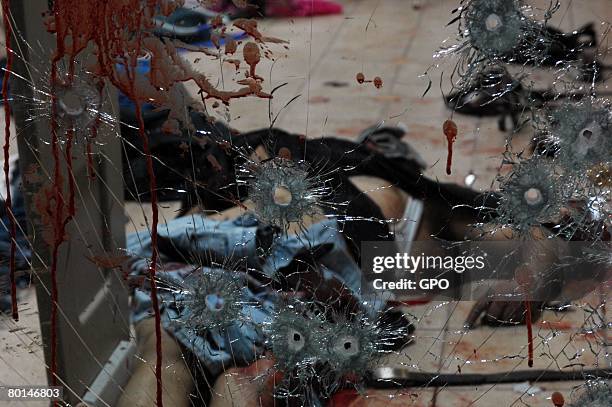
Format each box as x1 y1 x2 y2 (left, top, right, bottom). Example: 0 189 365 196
267 0 343 17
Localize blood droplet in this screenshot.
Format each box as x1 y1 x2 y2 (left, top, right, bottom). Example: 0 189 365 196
443 120 457 175
278 147 292 160
551 391 564 407
373 76 383 88
243 42 261 79
356 72 365 84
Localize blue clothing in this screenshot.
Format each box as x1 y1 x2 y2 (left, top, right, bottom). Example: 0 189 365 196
127 213 373 376
0 168 32 312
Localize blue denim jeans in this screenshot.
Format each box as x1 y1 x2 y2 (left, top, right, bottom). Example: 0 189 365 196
127 213 379 377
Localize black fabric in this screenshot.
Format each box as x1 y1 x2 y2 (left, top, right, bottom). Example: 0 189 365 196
119 109 500 225
120 108 238 209
229 128 499 218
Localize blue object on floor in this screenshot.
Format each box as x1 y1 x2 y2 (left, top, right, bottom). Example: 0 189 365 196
126 213 382 376
116 29 246 114
0 166 32 313
186 30 247 49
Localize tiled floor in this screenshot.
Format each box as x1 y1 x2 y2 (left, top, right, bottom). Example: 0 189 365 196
1 0 611 406
0 288 47 407
184 0 612 189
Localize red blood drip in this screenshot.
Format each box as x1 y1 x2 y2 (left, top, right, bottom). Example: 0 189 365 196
41 3 284 404
47 71 78 407
525 299 534 367
373 76 383 88
46 22 81 407
116 58 160 386
356 72 365 84
48 38 64 407
117 9 164 401
1 0 18 321
551 391 565 407
443 119 457 175
243 42 261 80
516 266 534 368
134 101 163 407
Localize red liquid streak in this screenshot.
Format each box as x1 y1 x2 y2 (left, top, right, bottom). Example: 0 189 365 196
129 8 163 404
48 5 73 402
43 4 285 404
443 120 457 175
49 59 65 405
95 4 166 402
1 0 18 321
524 299 534 367
134 100 163 407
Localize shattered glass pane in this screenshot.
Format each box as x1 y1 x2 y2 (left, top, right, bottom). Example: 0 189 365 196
0 1 610 406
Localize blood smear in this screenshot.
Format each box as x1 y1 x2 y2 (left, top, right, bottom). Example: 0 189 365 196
443 119 457 175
